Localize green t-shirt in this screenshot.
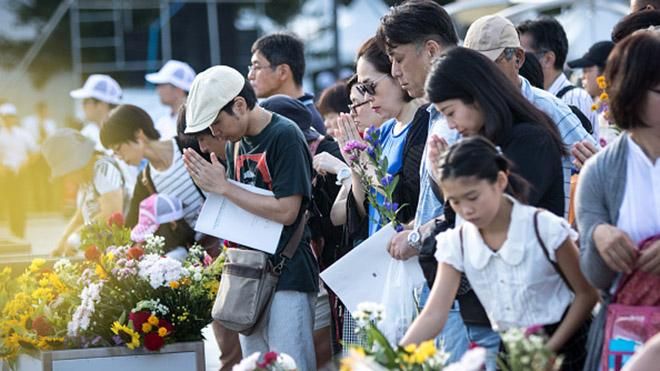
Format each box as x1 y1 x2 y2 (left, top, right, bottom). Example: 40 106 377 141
226 112 318 293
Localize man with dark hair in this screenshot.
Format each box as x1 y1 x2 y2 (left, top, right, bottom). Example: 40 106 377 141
612 9 660 42
376 0 479 366
248 32 327 135
183 66 318 370
631 0 660 12
517 17 598 138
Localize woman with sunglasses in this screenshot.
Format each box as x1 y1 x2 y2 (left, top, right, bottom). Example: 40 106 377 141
336 37 429 235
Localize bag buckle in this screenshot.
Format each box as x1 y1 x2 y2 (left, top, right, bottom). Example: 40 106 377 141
272 256 288 275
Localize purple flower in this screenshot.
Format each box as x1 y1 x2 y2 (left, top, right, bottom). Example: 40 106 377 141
342 140 368 154
383 201 399 213
364 126 381 147
380 174 393 187
395 224 404 232
367 147 377 160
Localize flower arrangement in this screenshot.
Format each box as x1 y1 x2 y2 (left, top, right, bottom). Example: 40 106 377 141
496 326 562 371
342 126 404 231
0 214 224 365
340 302 456 371
232 351 297 371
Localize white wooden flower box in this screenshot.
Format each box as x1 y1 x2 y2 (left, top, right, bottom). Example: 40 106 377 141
1 341 205 371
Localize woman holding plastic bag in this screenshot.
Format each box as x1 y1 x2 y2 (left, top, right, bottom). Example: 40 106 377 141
576 30 660 371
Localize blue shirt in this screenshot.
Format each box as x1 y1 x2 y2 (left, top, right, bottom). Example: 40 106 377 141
519 76 598 216
413 105 459 228
368 118 411 235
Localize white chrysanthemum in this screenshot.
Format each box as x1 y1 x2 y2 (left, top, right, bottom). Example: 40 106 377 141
277 353 297 370
232 352 261 371
67 282 104 336
138 254 188 289
53 258 72 272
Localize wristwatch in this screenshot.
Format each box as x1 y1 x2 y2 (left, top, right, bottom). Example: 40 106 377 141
335 166 352 185
407 228 423 252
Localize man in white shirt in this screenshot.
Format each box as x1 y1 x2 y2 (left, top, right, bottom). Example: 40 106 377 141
463 15 599 216
145 60 196 140
567 41 617 146
517 17 599 139
70 74 137 195
70 74 123 151
0 103 37 239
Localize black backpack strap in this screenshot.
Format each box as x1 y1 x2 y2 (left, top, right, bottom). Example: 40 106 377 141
556 85 576 99
533 209 573 291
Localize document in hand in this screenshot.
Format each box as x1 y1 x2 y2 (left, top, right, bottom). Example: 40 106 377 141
194 180 284 254
320 224 426 314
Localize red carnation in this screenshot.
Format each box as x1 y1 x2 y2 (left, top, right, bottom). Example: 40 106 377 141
84 245 101 261
468 341 479 350
129 311 151 333
127 245 144 260
257 351 278 368
144 332 165 351
107 212 124 227
32 316 54 337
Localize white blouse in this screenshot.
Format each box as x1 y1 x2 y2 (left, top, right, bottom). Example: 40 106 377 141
435 196 576 331
616 136 660 246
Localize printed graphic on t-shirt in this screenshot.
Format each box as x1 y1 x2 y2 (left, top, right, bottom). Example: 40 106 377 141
234 152 273 190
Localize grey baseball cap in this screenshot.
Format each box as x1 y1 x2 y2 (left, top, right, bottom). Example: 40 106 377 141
42 128 96 178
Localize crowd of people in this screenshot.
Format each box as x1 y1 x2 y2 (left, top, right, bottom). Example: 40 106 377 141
1 0 660 370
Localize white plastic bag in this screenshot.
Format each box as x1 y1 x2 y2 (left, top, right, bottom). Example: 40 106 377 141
379 258 417 345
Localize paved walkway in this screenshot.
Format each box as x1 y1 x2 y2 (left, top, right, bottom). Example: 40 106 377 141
0 214 222 370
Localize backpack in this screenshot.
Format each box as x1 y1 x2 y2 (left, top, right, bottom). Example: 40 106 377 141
556 85 594 135
600 235 660 371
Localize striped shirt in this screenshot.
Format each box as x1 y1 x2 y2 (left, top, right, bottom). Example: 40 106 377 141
548 73 600 141
520 76 598 217
149 139 204 228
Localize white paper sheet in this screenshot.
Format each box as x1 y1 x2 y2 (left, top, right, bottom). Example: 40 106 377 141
320 224 426 314
194 180 284 254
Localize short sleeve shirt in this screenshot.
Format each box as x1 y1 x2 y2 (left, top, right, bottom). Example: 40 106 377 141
78 155 126 224
226 113 318 293
435 196 576 331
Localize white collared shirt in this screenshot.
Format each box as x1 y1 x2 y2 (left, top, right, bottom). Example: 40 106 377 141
0 125 37 172
435 196 576 331
616 136 660 245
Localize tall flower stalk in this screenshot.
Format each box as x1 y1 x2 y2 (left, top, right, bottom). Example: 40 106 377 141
342 126 404 231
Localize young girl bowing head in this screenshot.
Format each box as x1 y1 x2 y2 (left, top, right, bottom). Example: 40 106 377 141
401 136 598 371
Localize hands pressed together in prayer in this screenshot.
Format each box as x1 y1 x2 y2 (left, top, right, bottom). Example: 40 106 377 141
183 148 228 196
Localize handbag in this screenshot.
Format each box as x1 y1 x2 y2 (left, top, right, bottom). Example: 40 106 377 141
211 212 309 335
599 235 660 371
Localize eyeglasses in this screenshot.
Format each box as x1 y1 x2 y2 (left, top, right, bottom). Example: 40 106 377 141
247 64 272 73
494 48 517 64
349 100 371 115
356 74 388 96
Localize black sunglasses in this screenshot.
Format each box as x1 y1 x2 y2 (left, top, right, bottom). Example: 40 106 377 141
356 74 388 96
349 100 370 114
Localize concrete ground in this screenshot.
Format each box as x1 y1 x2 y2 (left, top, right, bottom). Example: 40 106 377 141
0 213 222 370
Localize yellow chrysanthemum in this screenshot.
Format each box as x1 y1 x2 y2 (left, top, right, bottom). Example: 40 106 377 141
158 327 168 337
148 314 159 326
600 92 609 101
142 323 153 333
29 259 46 273
111 321 140 350
95 264 107 280
591 103 598 111
169 281 180 289
37 336 64 350
106 252 115 261
404 343 417 353
596 75 607 89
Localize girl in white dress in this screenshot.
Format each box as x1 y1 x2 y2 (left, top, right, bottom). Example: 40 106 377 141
401 136 598 370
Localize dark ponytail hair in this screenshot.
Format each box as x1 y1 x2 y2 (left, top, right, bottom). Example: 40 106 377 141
426 47 566 157
438 136 530 203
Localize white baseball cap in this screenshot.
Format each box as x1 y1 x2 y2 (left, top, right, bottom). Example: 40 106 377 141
0 103 17 116
145 60 196 92
184 65 245 134
70 74 123 105
463 15 521 61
